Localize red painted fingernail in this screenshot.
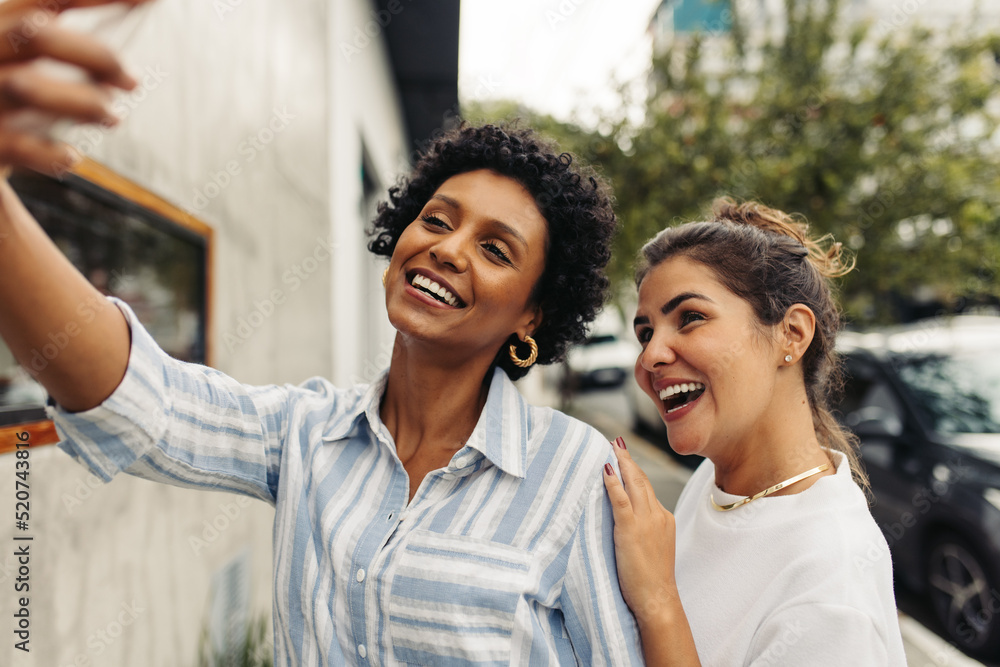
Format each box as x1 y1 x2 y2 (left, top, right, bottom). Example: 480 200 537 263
615 436 626 450
604 463 614 476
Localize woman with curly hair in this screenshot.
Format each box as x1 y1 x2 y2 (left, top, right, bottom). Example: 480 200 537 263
603 200 906 665
0 13 642 660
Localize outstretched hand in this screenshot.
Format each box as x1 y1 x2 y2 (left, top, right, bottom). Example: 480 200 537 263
0 0 152 175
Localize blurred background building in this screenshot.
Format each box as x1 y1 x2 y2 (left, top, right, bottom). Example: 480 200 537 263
650 0 1000 43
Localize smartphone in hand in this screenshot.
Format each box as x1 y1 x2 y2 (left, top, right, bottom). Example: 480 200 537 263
0 2 151 143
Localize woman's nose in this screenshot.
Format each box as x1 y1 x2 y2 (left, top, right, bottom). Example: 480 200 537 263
429 234 469 273
638 332 677 371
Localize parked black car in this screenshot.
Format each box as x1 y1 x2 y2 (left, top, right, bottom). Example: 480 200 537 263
836 315 1000 660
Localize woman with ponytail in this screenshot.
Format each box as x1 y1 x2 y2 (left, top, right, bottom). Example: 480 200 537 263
604 199 906 665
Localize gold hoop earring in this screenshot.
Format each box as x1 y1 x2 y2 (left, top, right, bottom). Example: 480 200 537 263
382 268 388 288
509 335 538 368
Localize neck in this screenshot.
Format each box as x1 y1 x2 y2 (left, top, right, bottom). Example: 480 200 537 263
711 382 832 497
380 332 495 466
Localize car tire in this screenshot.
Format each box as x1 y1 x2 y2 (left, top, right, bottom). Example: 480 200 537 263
926 532 1000 660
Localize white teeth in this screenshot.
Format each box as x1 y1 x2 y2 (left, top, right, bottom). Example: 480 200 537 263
658 382 705 401
411 274 460 307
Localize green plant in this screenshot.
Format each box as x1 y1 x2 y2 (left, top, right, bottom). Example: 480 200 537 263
196 613 273 667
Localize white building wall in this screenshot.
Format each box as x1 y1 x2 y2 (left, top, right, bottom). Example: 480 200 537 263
0 1 410 665
327 0 409 388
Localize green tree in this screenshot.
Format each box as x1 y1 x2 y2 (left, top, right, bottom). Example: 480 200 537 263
468 0 1000 323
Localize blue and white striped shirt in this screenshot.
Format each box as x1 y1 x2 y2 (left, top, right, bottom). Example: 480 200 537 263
52 300 644 666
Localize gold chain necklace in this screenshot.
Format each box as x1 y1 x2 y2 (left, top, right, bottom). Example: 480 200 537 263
710 463 831 512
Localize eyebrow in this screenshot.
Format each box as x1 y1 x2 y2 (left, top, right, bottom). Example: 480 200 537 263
633 292 714 328
429 194 528 248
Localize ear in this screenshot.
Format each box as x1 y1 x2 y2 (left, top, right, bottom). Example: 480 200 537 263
517 304 544 339
781 304 816 365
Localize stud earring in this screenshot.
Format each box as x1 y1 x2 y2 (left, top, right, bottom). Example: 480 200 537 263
509 335 539 368
382 268 388 287
784 354 793 363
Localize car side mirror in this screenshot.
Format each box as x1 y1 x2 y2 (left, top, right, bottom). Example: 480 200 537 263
847 406 904 439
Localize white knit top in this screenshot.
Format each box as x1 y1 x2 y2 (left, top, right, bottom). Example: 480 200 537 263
672 453 907 666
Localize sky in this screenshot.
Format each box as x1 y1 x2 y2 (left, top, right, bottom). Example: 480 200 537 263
458 0 1000 128
458 0 663 127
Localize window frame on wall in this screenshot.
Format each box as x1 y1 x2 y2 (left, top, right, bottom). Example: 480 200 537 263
0 158 214 454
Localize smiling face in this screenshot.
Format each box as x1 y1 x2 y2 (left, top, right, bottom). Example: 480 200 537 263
384 169 549 365
633 255 787 461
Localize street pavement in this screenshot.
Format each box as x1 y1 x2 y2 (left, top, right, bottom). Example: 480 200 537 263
561 386 993 667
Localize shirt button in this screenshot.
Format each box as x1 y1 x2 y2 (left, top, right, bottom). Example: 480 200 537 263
357 644 367 658
356 568 366 583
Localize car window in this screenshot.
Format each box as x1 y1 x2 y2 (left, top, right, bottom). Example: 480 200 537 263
890 351 1000 435
860 383 903 419
840 359 904 469
841 358 902 420
839 359 872 418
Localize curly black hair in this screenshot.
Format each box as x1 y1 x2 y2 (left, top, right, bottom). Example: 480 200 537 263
368 122 617 381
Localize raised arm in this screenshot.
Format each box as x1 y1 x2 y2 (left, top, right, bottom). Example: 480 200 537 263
0 0 150 411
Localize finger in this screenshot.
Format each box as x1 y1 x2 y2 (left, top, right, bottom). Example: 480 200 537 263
61 0 154 8
602 462 635 522
0 131 81 175
1 24 137 90
0 0 152 20
611 437 659 514
0 67 118 125
0 0 50 20
0 9 58 58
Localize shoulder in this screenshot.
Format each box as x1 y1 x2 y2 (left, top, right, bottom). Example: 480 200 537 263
278 375 379 442
750 461 888 573
756 463 898 616
787 461 888 566
679 455 895 602
287 375 364 405
526 404 613 470
748 469 904 661
518 404 614 528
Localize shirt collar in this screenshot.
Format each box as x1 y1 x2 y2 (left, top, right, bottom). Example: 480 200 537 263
321 366 529 479
464 366 529 479
320 373 388 443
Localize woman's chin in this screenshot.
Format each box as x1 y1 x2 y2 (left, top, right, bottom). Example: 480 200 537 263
669 444 704 458
663 429 706 458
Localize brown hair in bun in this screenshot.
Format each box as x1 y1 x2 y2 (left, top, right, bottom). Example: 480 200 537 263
636 198 865 489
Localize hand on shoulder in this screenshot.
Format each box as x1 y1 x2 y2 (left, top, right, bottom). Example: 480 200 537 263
603 436 679 625
604 438 703 666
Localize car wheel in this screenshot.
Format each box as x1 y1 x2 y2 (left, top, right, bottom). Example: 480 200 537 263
926 532 1000 659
